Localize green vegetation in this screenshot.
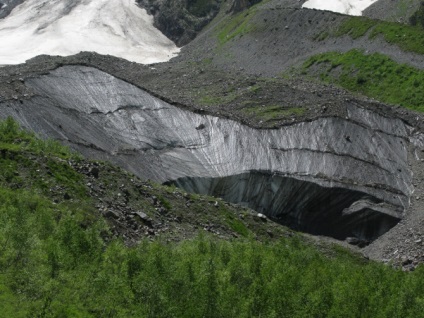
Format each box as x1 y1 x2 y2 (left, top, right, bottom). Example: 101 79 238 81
2 118 424 317
216 10 256 44
313 31 330 42
219 205 250 237
2 192 424 318
334 16 424 54
214 0 268 45
242 105 305 122
303 49 424 111
335 17 377 39
0 117 78 159
199 91 238 105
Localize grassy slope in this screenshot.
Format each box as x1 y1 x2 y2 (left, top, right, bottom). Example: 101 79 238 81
335 16 424 54
1 120 424 316
303 16 424 111
302 49 424 111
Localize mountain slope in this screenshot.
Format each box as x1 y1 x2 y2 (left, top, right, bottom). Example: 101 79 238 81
1 0 424 269
3 117 424 317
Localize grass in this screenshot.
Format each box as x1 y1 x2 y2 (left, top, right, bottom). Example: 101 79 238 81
303 49 424 111
334 16 424 55
196 80 243 106
199 92 238 105
242 105 305 122
0 117 79 159
214 0 267 45
220 206 250 237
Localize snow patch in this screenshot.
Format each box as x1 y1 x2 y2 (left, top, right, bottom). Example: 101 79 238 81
302 0 379 16
0 0 180 65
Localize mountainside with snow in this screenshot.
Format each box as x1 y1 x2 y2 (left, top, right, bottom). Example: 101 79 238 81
0 0 179 64
0 0 395 65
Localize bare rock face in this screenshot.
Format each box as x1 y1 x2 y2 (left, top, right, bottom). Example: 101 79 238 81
0 65 416 241
230 0 262 13
0 0 23 19
137 0 222 46
363 0 422 23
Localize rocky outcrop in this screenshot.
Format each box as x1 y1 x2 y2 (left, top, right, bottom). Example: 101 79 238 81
137 0 222 46
363 0 422 23
0 0 23 19
0 65 416 242
230 0 262 13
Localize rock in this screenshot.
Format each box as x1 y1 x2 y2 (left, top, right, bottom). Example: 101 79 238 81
152 196 158 205
346 237 360 245
137 0 221 46
89 167 100 178
0 0 24 19
253 213 267 222
105 210 120 219
133 211 153 227
401 256 412 266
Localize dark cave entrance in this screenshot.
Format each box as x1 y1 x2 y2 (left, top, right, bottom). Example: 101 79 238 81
165 171 401 243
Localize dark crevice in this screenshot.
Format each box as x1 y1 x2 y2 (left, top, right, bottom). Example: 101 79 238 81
166 171 401 243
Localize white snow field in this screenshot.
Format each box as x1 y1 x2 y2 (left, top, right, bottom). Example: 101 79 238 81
302 0 379 16
0 0 180 65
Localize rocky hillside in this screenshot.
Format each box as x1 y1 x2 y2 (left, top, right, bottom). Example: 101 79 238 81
0 0 23 19
363 0 422 23
0 117 292 245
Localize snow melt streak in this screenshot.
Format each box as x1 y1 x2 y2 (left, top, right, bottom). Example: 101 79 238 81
302 0 379 16
0 0 179 64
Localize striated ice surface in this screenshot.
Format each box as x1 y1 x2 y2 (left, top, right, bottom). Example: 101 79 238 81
302 0 379 16
0 66 414 240
0 0 179 65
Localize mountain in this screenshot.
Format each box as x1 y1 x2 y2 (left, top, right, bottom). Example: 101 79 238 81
0 0 424 267
1 0 424 315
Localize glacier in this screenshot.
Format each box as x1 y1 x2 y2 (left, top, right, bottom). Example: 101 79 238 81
302 0 379 16
0 0 179 65
0 65 414 241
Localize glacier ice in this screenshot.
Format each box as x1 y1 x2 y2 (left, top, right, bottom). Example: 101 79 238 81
0 0 179 65
302 0 379 16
